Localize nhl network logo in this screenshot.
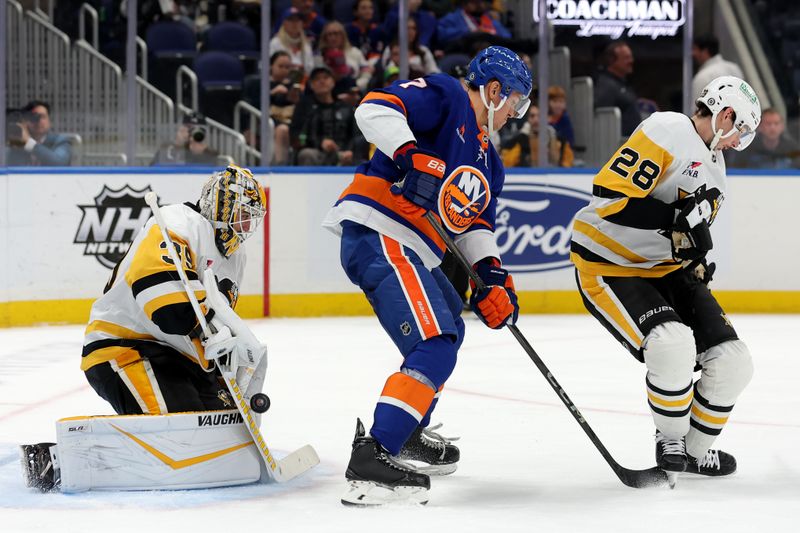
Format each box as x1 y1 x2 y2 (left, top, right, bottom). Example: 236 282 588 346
74 185 154 269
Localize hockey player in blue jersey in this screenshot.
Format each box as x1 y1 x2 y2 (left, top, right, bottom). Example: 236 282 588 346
323 46 532 505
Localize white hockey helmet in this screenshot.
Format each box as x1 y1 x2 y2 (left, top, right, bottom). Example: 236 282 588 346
696 76 761 151
199 165 267 257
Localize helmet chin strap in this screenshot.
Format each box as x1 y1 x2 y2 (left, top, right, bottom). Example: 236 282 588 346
708 108 738 151
479 85 508 137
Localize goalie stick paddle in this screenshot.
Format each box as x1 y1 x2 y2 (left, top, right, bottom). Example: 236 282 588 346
144 192 319 483
424 211 667 489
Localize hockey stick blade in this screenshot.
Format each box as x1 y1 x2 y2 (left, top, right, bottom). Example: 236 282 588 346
277 445 321 482
424 212 667 489
615 465 668 488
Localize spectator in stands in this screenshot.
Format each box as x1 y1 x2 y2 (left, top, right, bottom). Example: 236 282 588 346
274 0 327 46
692 34 744 101
290 66 365 166
383 0 438 49
380 18 440 79
270 7 314 75
269 51 301 165
594 41 641 136
436 0 512 52
346 0 388 65
151 112 219 166
730 108 800 169
501 104 573 167
6 100 72 166
548 85 575 147
317 21 373 92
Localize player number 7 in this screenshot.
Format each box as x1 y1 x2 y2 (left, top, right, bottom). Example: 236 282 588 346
400 78 427 89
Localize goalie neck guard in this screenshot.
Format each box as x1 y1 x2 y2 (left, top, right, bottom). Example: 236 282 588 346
199 165 267 257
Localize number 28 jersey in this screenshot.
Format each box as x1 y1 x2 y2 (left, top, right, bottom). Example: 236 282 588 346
570 112 727 278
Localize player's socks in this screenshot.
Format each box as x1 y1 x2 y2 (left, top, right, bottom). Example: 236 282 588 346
686 449 737 476
19 442 60 492
397 423 460 475
655 431 688 472
342 419 430 506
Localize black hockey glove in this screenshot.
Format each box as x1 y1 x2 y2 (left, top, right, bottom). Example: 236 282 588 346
686 257 716 285
671 193 716 261
390 141 446 213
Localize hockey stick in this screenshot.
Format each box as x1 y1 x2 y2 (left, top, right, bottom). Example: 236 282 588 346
424 211 666 488
144 192 319 483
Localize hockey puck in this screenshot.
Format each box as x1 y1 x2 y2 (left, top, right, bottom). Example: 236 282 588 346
250 393 271 413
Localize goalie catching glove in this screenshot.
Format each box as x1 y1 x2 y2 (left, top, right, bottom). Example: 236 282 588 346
671 187 721 261
469 257 519 329
201 268 266 379
390 141 446 213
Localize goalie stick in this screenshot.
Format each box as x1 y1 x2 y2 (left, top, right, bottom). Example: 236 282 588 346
144 192 319 483
424 211 667 489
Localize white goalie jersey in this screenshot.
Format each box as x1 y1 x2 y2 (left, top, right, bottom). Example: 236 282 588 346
571 111 727 278
81 203 246 373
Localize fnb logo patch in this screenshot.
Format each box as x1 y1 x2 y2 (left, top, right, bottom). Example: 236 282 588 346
437 165 491 233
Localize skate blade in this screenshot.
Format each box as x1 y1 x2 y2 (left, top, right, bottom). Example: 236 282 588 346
341 480 429 507
666 471 679 489
403 461 457 476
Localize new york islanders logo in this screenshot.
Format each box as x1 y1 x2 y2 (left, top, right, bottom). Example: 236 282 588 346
438 165 491 233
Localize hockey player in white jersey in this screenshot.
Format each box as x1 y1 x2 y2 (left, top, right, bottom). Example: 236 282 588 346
20 166 272 492
570 76 760 485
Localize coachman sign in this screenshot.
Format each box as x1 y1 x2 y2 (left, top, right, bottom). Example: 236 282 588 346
533 0 686 40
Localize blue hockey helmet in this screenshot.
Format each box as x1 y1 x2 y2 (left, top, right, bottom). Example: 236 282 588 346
466 46 533 118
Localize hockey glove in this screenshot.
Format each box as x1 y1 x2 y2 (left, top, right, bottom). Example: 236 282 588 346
390 141 446 213
203 324 259 371
469 257 519 329
671 195 715 261
687 257 716 285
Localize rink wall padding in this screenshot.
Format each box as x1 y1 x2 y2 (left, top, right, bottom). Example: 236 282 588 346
1 167 798 327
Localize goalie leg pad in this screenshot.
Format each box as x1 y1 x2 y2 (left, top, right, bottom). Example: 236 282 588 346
686 340 753 458
643 321 696 439
56 410 262 492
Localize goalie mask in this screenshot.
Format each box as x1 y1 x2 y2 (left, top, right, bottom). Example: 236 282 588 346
199 165 267 257
696 76 761 151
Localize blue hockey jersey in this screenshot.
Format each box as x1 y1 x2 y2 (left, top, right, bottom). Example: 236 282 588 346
323 73 505 268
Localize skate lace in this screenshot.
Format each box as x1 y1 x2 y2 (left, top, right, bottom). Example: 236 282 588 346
697 449 720 469
378 445 417 472
420 423 460 460
658 437 686 456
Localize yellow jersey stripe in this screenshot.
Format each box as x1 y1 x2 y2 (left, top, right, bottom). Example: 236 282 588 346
577 270 643 347
573 220 650 263
595 197 629 219
85 320 153 340
80 345 142 371
571 254 682 278
142 291 207 320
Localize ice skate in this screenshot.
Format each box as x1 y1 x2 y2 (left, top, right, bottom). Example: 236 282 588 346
686 449 737 477
342 419 430 506
397 423 460 475
655 431 687 489
20 442 60 492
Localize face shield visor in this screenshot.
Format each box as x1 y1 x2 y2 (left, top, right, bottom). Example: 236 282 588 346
733 122 756 151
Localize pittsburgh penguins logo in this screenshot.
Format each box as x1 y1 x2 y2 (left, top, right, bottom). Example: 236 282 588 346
437 165 491 233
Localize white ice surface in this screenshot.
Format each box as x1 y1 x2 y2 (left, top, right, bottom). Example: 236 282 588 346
0 314 797 533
